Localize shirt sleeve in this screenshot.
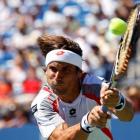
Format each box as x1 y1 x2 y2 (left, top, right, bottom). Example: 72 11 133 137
31 92 64 139
34 109 64 139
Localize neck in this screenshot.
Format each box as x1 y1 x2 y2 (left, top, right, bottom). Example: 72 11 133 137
59 89 80 103
58 81 81 103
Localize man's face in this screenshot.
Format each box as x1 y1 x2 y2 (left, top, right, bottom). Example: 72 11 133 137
45 62 81 95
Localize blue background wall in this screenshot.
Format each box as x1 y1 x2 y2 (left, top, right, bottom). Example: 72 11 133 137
0 124 40 140
111 114 140 140
0 114 140 140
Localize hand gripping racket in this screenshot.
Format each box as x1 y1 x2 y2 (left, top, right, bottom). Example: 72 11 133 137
102 4 140 112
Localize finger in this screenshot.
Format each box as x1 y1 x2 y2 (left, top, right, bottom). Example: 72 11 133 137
101 83 109 92
101 97 119 105
100 86 118 97
109 88 119 94
101 102 117 108
107 114 111 119
100 97 119 108
94 116 107 128
91 107 108 120
106 93 119 100
104 93 119 100
96 121 107 128
101 89 119 99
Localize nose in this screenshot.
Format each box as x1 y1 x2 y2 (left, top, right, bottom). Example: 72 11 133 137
55 71 64 80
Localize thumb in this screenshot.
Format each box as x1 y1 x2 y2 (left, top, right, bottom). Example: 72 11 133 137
100 83 109 98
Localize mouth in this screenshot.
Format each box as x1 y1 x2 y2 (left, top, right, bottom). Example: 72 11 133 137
53 84 64 89
53 80 64 85
51 82 64 89
51 84 65 95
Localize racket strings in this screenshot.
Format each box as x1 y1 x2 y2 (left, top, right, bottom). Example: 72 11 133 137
114 7 138 78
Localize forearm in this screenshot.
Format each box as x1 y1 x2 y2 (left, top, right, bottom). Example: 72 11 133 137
49 123 88 140
112 100 134 121
100 85 134 121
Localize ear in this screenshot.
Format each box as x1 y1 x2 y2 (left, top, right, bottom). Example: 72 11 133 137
42 66 47 72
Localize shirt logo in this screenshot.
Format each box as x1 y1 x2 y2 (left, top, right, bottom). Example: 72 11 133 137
69 108 76 117
31 104 37 114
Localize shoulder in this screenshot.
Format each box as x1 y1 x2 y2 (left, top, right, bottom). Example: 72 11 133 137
81 73 106 103
31 85 58 114
82 73 106 85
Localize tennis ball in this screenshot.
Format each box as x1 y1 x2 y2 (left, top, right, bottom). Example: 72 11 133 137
109 18 127 36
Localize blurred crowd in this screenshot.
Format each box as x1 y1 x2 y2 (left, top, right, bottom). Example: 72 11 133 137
0 0 140 129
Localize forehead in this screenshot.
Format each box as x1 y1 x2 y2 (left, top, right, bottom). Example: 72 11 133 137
48 61 76 69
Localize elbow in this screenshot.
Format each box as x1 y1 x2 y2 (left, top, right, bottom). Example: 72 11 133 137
122 101 135 121
128 109 135 121
119 114 133 122
126 104 135 121
129 109 135 121
120 108 134 122
125 113 134 122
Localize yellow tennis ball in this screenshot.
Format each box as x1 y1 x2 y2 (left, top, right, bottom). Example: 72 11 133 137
109 18 127 36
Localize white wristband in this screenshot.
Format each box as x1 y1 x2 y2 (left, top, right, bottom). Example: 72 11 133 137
115 93 126 111
80 112 95 133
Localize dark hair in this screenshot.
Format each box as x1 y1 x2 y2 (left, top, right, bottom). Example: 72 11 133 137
37 34 82 57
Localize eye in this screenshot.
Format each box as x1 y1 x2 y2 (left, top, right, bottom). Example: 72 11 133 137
63 66 76 73
49 66 57 73
64 67 71 73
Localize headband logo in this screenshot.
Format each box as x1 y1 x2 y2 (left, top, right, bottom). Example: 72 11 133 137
56 51 65 55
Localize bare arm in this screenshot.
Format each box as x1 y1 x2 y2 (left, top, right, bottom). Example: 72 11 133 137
49 106 109 140
112 99 134 121
49 123 88 140
100 85 134 121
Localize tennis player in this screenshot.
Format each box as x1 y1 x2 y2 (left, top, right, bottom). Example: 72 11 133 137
31 34 134 140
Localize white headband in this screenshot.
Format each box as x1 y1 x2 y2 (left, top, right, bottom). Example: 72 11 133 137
45 49 82 70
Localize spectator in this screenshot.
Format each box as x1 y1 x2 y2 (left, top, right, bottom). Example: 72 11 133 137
0 78 12 99
22 66 42 94
7 53 26 95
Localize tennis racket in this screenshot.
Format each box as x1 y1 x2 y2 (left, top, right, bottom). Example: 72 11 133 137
102 4 140 112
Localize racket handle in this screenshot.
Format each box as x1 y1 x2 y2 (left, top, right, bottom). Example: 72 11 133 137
101 105 108 113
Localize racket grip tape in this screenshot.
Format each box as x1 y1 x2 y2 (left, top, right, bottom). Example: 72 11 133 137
101 106 108 113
